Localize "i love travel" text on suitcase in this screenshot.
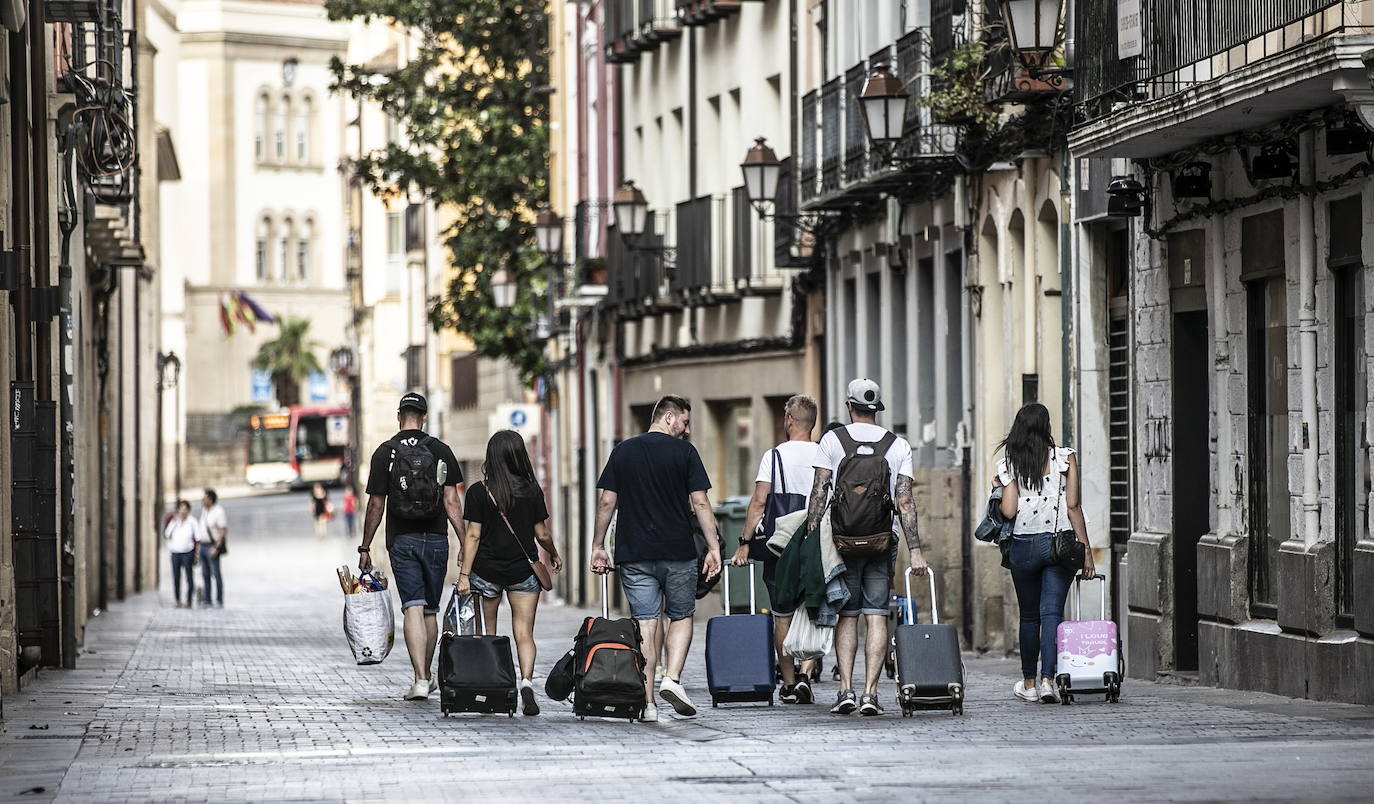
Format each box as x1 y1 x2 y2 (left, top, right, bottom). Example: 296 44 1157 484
893 566 964 716
1055 576 1123 704
705 563 776 707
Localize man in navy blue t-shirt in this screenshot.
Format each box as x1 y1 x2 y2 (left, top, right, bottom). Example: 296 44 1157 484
591 394 721 720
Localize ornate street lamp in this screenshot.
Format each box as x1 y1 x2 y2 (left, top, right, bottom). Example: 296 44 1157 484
740 137 782 211
490 263 517 309
859 64 909 145
1002 0 1064 73
535 205 564 258
612 181 650 240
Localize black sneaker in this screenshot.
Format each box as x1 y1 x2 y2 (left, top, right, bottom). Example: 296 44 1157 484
858 693 883 716
830 688 858 715
779 684 800 704
520 684 540 716
793 678 814 704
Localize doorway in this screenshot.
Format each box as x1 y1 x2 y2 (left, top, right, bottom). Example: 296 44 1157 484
1171 310 1208 671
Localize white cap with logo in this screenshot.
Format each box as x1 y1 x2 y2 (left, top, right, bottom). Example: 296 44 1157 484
846 378 885 413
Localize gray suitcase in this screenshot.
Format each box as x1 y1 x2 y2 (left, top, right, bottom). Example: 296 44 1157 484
893 566 965 716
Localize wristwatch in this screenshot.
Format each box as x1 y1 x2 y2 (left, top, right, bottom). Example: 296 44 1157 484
357 546 370 554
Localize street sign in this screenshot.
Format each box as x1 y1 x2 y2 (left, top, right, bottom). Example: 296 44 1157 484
308 371 329 402
490 403 540 439
251 369 274 403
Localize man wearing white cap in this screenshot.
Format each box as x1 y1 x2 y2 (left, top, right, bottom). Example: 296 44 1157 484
805 378 927 717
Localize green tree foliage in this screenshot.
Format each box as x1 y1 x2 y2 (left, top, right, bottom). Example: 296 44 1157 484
325 0 550 382
252 316 324 409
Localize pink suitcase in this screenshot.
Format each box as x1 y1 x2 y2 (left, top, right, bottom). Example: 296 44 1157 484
1054 577 1123 704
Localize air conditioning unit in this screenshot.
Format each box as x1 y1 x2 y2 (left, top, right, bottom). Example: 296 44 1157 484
44 0 102 24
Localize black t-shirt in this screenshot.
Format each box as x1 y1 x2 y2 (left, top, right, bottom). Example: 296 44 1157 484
464 481 549 586
365 430 463 547
597 432 711 563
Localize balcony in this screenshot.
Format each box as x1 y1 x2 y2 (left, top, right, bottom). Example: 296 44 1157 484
1072 0 1367 156
676 0 761 28
605 0 683 65
801 28 961 212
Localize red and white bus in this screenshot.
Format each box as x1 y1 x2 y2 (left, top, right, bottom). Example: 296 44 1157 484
246 404 350 488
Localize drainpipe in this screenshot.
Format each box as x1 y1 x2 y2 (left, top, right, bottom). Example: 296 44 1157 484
1209 211 1233 537
1298 130 1320 545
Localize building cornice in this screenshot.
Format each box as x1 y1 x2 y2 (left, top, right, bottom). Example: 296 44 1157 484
180 30 348 52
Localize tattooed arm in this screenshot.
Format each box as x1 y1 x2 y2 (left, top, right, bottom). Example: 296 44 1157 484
804 468 833 534
894 474 929 575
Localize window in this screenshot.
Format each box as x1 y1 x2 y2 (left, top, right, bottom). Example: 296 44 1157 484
279 218 293 282
450 352 479 410
386 212 404 294
296 220 312 281
255 94 269 162
275 95 290 162
1330 195 1367 624
296 96 311 163
256 217 272 282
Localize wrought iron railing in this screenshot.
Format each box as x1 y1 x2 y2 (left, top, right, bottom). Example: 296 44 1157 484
799 91 818 203
819 78 841 194
1075 0 1349 120
843 62 867 184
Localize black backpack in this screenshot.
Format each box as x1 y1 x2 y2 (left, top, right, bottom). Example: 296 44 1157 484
829 428 897 554
573 614 647 716
386 435 443 519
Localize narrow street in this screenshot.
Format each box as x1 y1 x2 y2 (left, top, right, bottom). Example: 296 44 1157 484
1 492 1372 803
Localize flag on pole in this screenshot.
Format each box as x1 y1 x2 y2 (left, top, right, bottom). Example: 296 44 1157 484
219 297 235 337
237 292 275 324
230 293 256 334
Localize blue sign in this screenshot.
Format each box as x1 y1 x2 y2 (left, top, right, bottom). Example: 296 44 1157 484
251 369 274 403
308 371 330 403
509 409 528 429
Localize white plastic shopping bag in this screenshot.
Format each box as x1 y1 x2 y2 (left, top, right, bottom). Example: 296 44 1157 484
782 610 833 661
343 588 395 665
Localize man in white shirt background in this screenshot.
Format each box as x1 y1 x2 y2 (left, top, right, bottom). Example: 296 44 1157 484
805 379 928 717
200 489 228 608
730 394 821 704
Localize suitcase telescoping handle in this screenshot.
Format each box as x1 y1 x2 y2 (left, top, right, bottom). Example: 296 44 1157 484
600 571 611 619
720 561 758 615
1074 575 1108 621
903 566 939 626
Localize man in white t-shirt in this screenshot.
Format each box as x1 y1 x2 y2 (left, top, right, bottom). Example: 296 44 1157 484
199 489 228 607
805 378 928 717
730 394 821 704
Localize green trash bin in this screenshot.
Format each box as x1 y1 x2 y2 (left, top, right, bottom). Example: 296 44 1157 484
714 495 772 614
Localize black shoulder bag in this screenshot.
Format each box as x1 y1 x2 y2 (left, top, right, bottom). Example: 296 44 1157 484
1049 458 1085 572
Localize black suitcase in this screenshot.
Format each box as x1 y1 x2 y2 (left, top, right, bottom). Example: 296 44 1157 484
705 563 775 706
438 590 518 716
893 567 965 716
572 573 647 721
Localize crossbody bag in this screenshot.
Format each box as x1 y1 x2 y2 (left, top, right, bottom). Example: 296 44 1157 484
485 486 554 592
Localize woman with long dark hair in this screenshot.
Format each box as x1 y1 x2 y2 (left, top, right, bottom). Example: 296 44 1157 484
995 403 1094 703
457 429 562 715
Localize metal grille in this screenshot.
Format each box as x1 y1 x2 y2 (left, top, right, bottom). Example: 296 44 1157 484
1108 313 1131 545
820 79 841 193
800 91 817 202
1075 0 1347 116
843 63 867 184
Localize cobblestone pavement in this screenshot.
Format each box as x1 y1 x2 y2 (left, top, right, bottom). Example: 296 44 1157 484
3 492 1374 803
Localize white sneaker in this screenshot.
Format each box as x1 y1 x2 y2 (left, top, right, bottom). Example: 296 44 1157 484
1013 681 1038 702
640 701 658 722
1038 679 1060 704
404 679 431 701
658 676 698 717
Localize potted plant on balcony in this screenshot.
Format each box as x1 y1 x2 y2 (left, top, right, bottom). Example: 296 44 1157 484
921 40 1000 129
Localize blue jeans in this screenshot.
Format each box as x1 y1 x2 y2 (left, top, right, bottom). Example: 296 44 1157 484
1008 532 1073 680
199 544 223 605
390 533 449 614
619 559 697 620
170 550 195 605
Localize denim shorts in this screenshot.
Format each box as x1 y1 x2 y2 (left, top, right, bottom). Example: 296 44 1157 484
619 559 697 621
840 541 897 617
469 570 540 598
390 532 449 614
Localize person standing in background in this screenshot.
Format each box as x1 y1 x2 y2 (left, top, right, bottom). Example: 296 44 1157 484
343 486 358 539
163 500 204 609
199 489 227 608
311 482 331 539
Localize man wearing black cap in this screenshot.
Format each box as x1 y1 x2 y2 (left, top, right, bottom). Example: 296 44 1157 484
805 378 927 717
358 393 465 701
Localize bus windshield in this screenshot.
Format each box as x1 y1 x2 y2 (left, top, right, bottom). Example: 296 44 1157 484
248 426 291 465
295 415 347 462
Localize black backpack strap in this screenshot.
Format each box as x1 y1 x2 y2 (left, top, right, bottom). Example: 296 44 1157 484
873 431 898 457
833 426 859 456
